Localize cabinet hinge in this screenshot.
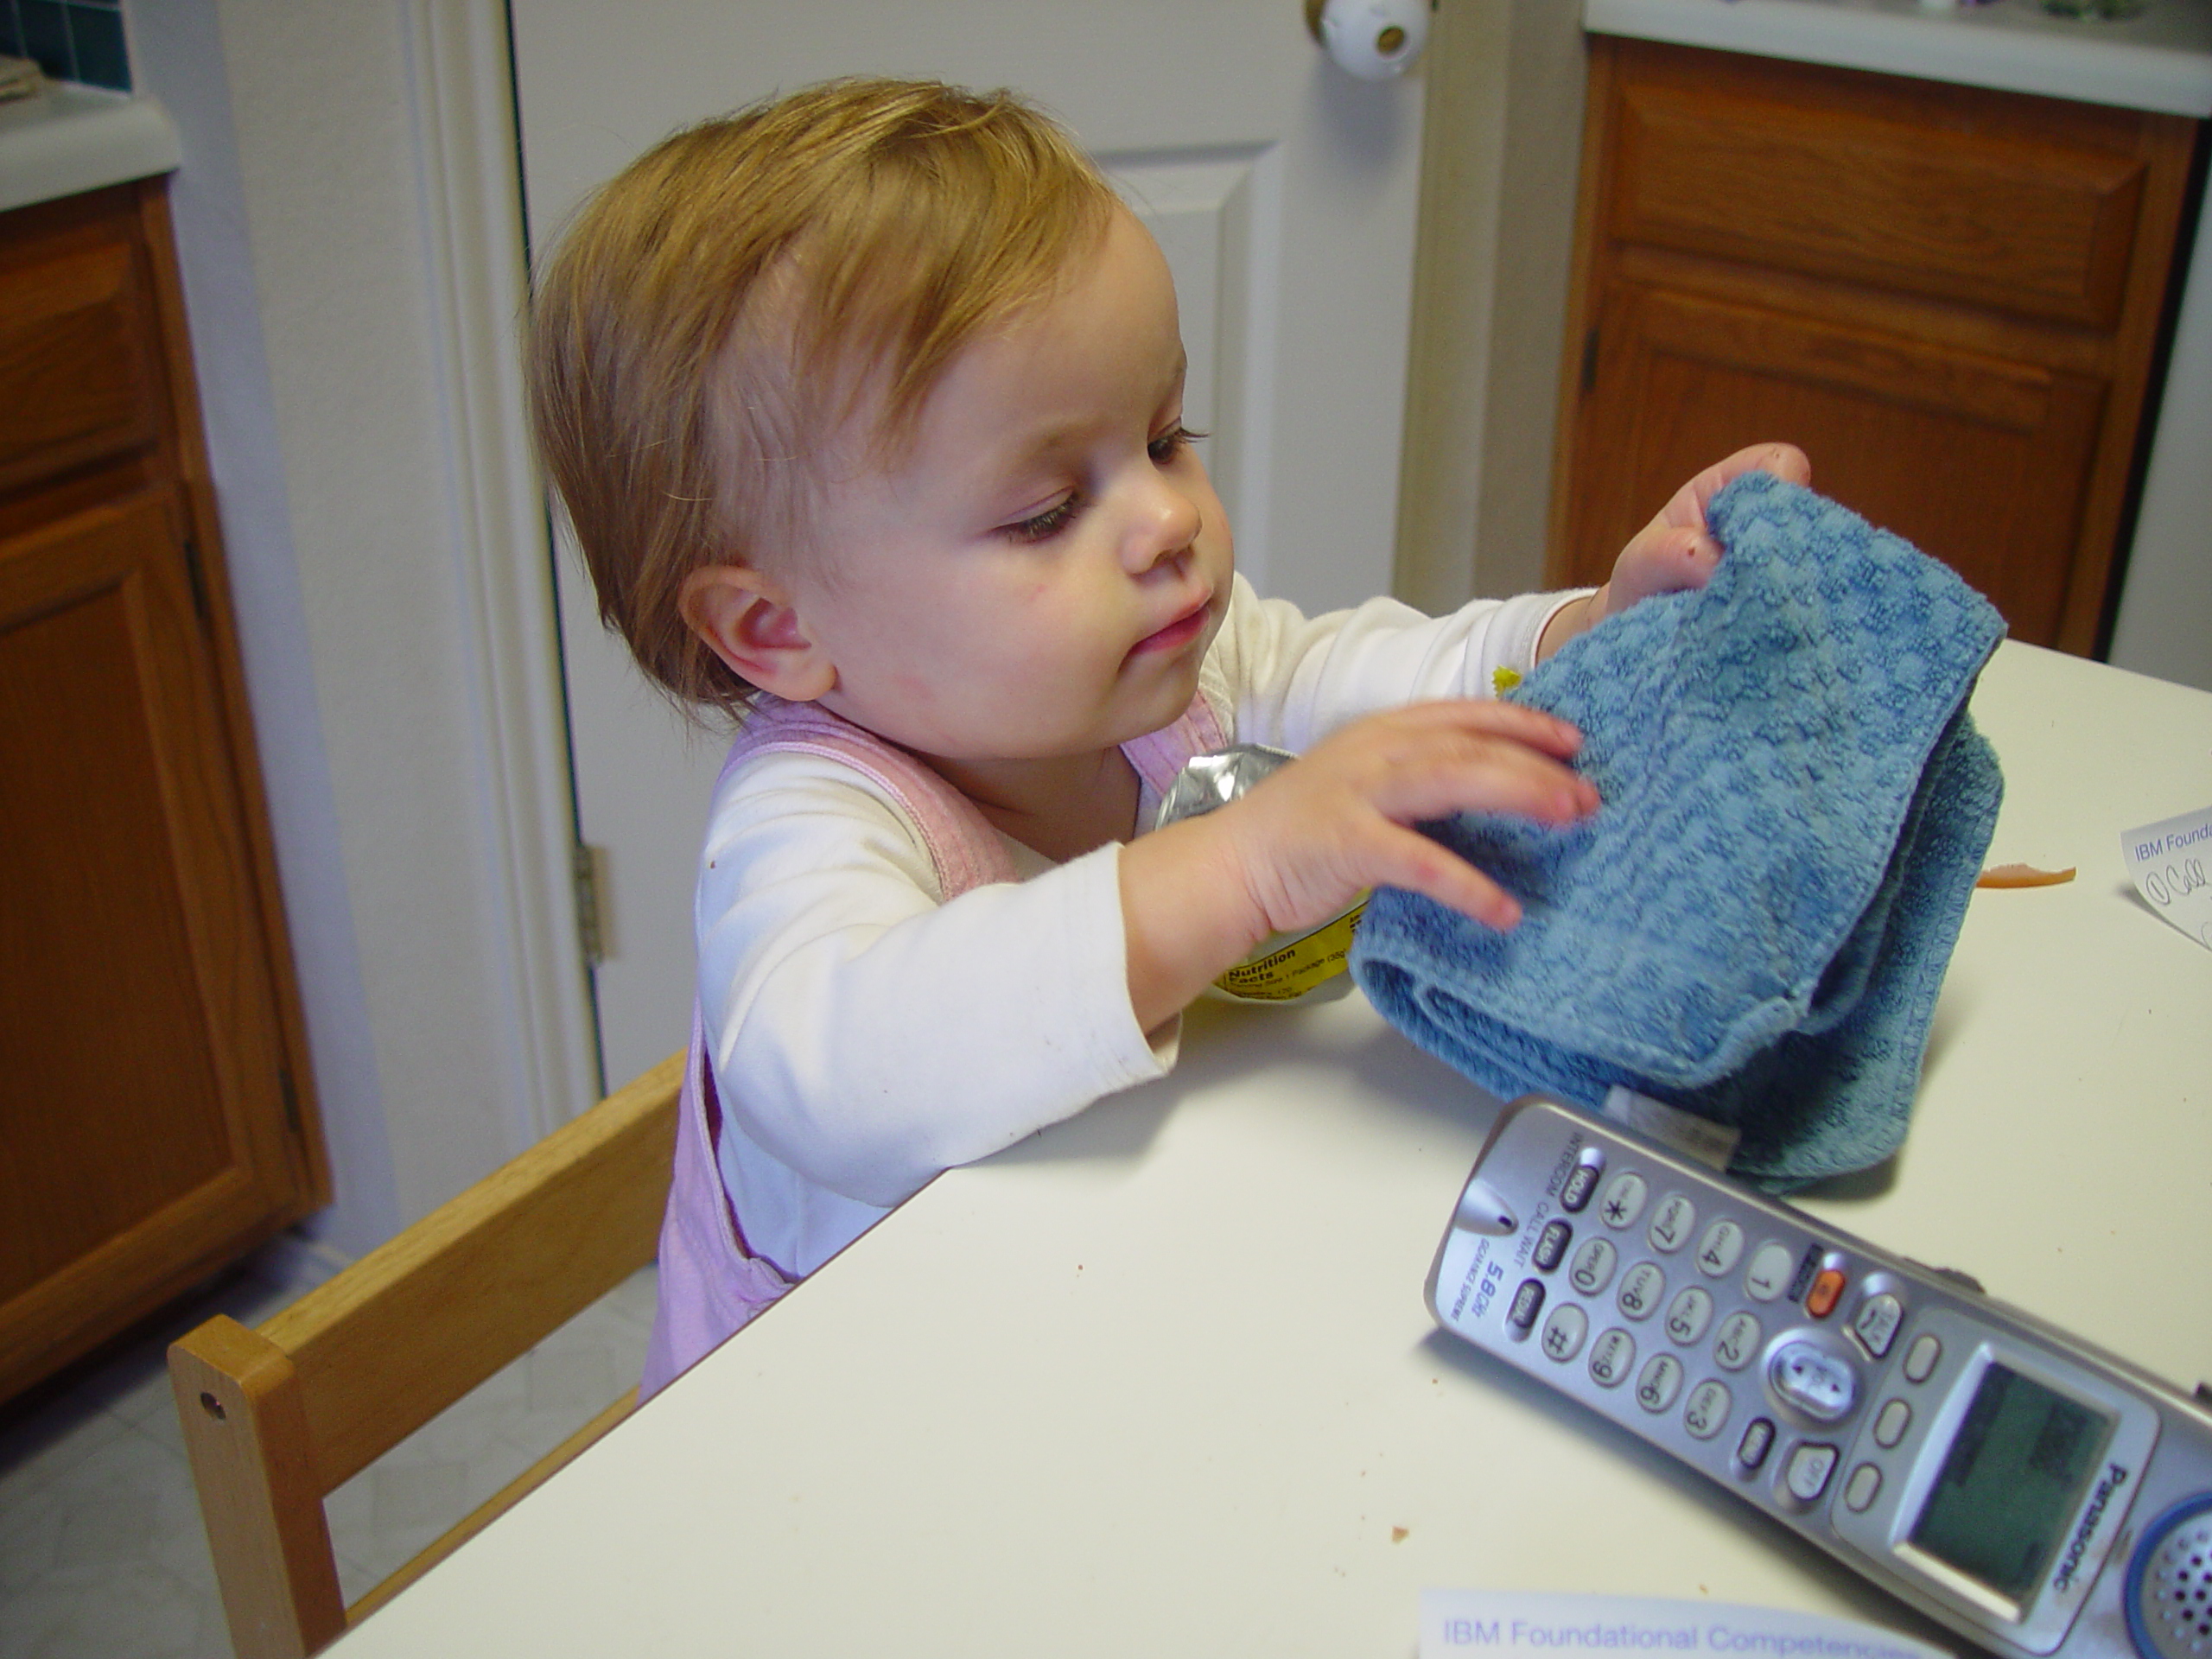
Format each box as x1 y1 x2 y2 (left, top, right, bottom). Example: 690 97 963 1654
573 842 607 968
1580 327 1600 397
180 529 213 626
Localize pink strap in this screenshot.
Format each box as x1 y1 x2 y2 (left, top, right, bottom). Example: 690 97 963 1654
1119 696 1230 798
721 700 1021 893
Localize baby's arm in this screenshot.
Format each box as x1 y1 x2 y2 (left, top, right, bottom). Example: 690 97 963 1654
1538 442 1809 659
701 758 1169 1215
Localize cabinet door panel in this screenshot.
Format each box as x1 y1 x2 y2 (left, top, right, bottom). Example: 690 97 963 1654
0 493 304 1392
1613 79 2145 330
1567 286 2101 645
0 237 162 499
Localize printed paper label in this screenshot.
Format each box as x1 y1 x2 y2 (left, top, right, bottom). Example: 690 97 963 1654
1419 1592 1949 1659
1599 1087 1740 1172
2121 805 2212 950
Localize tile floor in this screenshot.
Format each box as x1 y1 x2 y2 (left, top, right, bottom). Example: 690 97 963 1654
0 1246 657 1658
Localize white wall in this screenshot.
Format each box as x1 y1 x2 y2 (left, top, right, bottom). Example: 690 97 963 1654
130 0 569 1253
2109 203 2212 695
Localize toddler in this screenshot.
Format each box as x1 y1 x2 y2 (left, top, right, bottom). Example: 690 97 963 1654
524 78 1807 1396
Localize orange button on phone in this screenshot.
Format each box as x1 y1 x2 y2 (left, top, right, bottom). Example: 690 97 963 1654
1806 1268 1847 1319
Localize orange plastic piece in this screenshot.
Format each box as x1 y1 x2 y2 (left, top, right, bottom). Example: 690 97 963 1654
1976 863 2076 888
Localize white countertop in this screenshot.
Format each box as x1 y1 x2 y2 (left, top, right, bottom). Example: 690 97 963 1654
1586 0 2212 114
0 81 179 216
327 640 2212 1656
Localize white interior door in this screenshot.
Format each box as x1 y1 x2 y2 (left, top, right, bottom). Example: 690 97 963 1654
509 1 1431 1092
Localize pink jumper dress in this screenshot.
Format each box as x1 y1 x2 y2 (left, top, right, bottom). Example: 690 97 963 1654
639 692 1228 1400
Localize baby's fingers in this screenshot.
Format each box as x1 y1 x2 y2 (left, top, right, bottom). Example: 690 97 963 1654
1363 821 1527 931
1365 726 1599 828
1611 523 1719 608
1657 441 1810 535
1368 696 1586 760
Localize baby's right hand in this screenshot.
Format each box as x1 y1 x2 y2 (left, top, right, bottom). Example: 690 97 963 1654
1119 701 1597 1030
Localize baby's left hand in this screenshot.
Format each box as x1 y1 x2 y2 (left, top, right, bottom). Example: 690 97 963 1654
1538 442 1810 660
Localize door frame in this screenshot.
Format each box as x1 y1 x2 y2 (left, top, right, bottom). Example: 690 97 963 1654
399 0 599 1134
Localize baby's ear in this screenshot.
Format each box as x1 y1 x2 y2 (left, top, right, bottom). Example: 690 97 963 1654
679 564 836 702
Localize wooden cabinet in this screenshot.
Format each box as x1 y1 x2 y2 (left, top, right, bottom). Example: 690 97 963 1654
1549 37 2199 653
0 179 327 1405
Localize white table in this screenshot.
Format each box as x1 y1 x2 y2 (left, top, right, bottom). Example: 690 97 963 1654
336 642 2212 1656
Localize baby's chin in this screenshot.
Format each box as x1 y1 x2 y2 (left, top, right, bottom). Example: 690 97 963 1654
1110 662 1210 749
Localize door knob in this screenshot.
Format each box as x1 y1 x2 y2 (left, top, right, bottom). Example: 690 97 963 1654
1305 0 1432 79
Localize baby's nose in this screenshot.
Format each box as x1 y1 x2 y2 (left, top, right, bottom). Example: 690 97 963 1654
1124 477 1203 572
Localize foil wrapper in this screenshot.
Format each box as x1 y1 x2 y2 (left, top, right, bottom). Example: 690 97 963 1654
1154 743 1299 827
1154 745 1363 1005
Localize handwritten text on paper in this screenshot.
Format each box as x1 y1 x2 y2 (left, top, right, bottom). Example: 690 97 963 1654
2122 805 2212 951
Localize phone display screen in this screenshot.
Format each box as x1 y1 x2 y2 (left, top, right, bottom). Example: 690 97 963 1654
1907 1362 2113 1605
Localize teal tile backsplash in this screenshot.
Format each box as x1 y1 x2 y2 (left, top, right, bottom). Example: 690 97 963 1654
3 0 130 93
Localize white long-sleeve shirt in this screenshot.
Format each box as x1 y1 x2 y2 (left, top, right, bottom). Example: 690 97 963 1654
696 575 1580 1277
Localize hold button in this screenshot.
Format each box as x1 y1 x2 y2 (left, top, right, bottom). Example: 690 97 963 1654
1560 1151 1605 1213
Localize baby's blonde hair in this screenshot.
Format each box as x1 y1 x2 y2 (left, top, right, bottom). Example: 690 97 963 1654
526 78 1119 719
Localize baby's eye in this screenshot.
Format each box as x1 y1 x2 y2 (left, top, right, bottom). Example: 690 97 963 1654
1148 424 1206 466
1003 493 1083 543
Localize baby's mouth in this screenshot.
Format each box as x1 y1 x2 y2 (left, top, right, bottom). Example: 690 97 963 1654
1130 593 1213 656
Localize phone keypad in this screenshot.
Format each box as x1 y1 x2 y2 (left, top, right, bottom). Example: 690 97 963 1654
1533 1219 1573 1273
1478 1132 1910 1503
1872 1397 1910 1446
1696 1218 1745 1277
1464 1114 1938 1523
1616 1262 1665 1320
1664 1286 1713 1345
1743 1242 1796 1301
1852 1293 1902 1357
1599 1173 1649 1230
1713 1312 1761 1370
1683 1380 1730 1440
1843 1462 1882 1511
1783 1441 1839 1503
1541 1303 1588 1362
1647 1193 1695 1254
1506 1277 1546 1334
1588 1328 1637 1387
1568 1237 1618 1296
1636 1353 1685 1413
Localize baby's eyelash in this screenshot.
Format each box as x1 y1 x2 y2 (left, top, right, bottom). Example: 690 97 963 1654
1149 424 1207 464
1000 428 1207 543
1004 494 1082 543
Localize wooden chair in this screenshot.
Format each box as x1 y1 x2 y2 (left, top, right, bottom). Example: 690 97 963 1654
168 1052 683 1659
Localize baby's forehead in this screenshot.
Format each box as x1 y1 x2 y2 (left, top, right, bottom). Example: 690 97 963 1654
900 248 1180 449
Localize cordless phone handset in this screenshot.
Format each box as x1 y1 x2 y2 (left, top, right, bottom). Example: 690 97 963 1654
1427 1096 2212 1659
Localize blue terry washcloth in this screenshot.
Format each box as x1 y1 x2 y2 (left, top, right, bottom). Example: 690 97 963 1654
1349 474 2005 1189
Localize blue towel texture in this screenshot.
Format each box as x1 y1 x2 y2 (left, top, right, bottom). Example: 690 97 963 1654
1349 474 2005 1189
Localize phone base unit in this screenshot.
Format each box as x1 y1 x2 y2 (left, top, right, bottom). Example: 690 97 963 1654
1427 1096 2212 1659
